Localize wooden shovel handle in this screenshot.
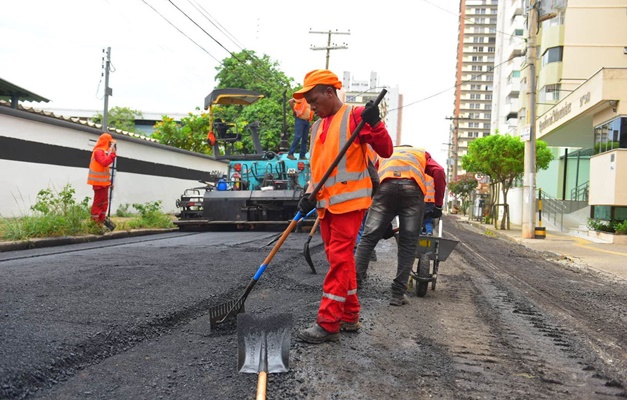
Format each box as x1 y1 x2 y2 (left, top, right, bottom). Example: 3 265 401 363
309 216 321 236
256 371 267 400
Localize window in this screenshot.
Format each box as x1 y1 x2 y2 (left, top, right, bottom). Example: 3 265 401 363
483 123 491 129
469 122 480 128
468 132 480 138
471 56 484 62
475 18 485 24
471 65 483 71
477 8 486 14
514 29 524 36
594 117 627 154
488 47 495 53
473 37 482 43
485 94 492 100
472 47 484 52
471 84 481 90
470 93 481 99
542 46 563 66
540 83 561 102
484 113 491 119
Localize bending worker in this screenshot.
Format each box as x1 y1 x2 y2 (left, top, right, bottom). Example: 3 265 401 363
355 147 445 305
294 69 393 344
87 132 117 231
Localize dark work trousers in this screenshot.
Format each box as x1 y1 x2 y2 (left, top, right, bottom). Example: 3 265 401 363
355 179 425 296
289 117 310 158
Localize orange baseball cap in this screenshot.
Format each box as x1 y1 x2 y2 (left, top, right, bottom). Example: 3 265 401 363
293 69 342 99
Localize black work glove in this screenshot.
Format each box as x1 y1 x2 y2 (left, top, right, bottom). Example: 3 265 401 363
432 206 443 219
361 100 381 127
298 194 316 215
381 223 395 240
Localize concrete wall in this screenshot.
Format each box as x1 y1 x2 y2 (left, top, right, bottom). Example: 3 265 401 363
0 107 227 217
590 148 627 206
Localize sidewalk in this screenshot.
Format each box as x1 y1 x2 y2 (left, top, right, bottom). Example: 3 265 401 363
456 215 627 282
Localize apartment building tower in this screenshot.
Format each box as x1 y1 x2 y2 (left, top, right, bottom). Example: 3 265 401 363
450 0 498 180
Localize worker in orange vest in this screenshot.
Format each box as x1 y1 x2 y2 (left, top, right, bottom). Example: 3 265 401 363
355 146 445 305
294 69 393 344
287 97 314 160
87 133 117 231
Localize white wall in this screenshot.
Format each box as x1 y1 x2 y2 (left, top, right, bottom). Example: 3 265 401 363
1 108 227 217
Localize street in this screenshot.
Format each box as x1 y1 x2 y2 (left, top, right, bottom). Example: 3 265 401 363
1 217 625 399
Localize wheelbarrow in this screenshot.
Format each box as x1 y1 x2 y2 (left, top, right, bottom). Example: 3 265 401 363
410 233 459 297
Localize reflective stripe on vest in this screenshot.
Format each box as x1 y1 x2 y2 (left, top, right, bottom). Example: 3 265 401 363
378 147 428 195
87 152 112 186
309 105 372 212
425 175 435 203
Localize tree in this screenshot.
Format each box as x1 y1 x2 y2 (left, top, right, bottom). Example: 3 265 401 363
213 50 296 153
461 135 553 230
92 106 143 133
447 173 478 216
152 50 297 155
151 111 212 154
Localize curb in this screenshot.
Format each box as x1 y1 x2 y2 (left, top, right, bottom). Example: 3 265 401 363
0 228 179 252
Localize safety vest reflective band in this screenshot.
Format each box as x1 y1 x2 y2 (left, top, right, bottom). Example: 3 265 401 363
309 105 372 217
378 147 428 195
87 151 112 187
425 175 435 203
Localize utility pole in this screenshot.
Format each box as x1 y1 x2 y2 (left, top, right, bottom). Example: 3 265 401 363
102 47 112 132
309 29 350 69
445 116 471 181
522 1 539 239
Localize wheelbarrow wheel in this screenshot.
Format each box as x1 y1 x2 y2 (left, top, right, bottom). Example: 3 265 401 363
415 254 431 297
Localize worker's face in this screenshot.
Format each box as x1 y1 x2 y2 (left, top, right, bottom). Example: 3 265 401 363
304 86 333 118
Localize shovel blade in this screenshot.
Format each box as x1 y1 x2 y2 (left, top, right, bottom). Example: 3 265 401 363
303 238 317 274
237 313 292 374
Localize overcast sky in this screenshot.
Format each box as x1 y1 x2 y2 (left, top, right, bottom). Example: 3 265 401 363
1 0 460 165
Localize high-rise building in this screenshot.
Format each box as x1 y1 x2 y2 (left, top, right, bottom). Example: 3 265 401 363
450 0 499 180
341 71 402 146
491 0 526 136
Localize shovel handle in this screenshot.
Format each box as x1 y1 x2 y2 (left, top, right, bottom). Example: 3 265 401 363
256 371 267 400
308 216 320 236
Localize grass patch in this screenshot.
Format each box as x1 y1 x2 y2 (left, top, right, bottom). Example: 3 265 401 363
0 185 174 241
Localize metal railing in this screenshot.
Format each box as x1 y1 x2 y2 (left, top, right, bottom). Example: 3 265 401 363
539 189 566 231
570 181 589 202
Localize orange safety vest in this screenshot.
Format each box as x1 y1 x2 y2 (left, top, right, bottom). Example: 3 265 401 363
293 98 314 121
424 174 435 203
87 134 114 187
378 147 429 196
309 105 372 218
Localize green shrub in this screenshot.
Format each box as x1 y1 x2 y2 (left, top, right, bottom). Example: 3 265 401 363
614 220 627 235
127 201 173 229
116 203 133 217
1 184 93 240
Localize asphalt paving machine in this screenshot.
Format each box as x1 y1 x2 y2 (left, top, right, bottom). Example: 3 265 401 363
174 88 311 230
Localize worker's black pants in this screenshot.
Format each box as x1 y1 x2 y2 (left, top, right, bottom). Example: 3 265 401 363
355 179 425 296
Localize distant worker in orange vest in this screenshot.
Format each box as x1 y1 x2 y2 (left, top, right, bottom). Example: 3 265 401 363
293 69 393 344
355 146 445 305
87 133 117 231
287 97 314 160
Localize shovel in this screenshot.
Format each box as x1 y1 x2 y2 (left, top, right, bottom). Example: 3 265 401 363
303 216 320 274
209 88 388 328
238 313 292 400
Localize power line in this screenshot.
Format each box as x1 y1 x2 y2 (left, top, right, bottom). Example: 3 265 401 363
140 0 221 63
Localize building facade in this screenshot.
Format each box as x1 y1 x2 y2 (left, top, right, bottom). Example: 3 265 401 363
341 71 402 146
450 0 499 179
519 0 627 222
